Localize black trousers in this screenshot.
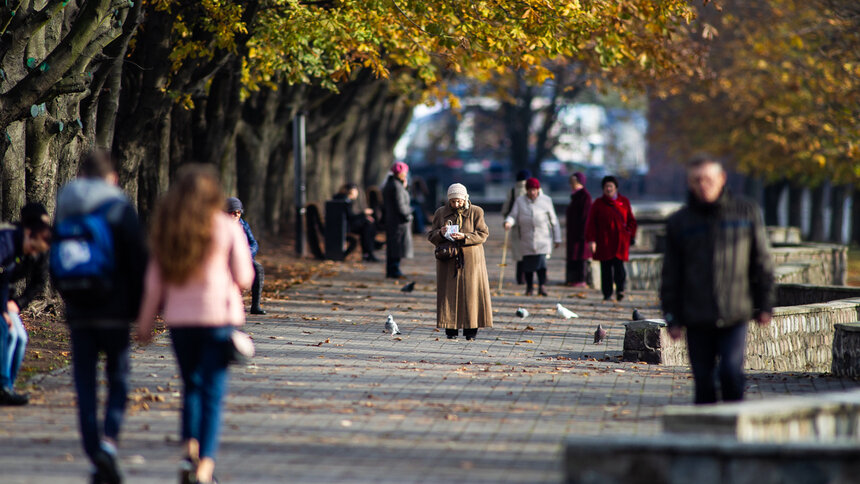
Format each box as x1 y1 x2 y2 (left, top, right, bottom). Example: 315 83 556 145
252 260 264 310
524 269 547 291
386 258 402 278
686 323 748 404
515 261 525 284
350 220 377 256
599 258 626 299
566 260 588 284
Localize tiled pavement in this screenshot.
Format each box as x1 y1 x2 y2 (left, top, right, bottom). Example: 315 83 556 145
1 214 857 483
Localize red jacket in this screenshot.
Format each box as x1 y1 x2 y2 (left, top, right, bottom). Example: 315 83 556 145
585 195 637 261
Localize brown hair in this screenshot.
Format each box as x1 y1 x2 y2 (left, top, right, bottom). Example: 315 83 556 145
150 164 225 284
687 154 724 172
79 150 117 179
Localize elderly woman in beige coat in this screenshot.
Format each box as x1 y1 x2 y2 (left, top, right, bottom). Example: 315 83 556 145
428 183 493 340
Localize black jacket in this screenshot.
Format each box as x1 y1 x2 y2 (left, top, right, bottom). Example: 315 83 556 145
660 191 774 329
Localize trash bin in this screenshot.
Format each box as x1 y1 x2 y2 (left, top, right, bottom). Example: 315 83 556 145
324 199 349 261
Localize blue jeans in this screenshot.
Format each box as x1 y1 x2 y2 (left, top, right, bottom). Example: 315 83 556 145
0 311 28 389
685 322 748 404
70 327 130 461
170 326 232 461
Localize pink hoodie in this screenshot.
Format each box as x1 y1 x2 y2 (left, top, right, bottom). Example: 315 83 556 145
137 212 254 333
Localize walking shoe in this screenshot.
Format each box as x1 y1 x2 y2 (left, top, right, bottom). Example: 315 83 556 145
92 449 122 484
363 253 381 263
537 286 548 297
616 293 625 302
250 307 267 315
0 387 28 406
179 457 196 484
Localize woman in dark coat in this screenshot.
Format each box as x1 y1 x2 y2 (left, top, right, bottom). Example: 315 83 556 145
585 175 637 302
382 162 413 278
565 172 592 287
428 183 493 340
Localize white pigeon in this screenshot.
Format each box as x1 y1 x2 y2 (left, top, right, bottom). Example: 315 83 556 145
556 303 579 319
515 307 529 318
384 314 401 335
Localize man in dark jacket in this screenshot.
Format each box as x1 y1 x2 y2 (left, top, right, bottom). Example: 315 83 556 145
661 157 774 405
55 150 148 484
227 197 266 314
382 162 413 278
0 203 52 406
565 172 592 287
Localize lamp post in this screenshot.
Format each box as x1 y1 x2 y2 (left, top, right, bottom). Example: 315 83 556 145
293 112 307 257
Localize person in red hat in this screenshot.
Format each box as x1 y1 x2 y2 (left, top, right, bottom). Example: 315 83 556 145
585 175 637 301
503 178 561 296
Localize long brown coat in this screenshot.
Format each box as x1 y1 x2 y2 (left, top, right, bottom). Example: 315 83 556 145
428 204 493 330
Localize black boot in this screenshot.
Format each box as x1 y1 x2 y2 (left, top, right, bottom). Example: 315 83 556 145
0 387 28 406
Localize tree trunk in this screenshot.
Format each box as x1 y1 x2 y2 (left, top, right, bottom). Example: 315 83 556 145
809 183 829 242
829 185 848 244
1 122 26 221
851 188 860 246
236 88 288 230
503 71 533 175
24 117 59 206
788 183 804 230
763 181 785 226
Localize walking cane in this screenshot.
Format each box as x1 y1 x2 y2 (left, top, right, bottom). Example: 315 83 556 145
498 228 510 292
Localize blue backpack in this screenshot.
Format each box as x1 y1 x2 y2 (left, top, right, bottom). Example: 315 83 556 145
50 202 120 301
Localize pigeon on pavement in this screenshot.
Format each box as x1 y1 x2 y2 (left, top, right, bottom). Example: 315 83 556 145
632 309 643 321
401 281 416 293
515 308 529 318
384 315 401 335
556 303 579 319
593 324 607 344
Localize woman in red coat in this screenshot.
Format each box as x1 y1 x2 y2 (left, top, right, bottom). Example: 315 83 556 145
565 172 592 287
585 176 637 301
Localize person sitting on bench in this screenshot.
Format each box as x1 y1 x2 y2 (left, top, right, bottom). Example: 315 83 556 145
333 183 379 262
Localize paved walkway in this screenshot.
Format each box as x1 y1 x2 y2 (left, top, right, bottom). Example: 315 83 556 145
1 214 857 483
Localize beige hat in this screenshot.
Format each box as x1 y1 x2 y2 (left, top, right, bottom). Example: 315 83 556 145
447 183 468 201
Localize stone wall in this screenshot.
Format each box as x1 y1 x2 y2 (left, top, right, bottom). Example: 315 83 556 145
599 243 848 292
565 435 860 484
771 244 848 286
776 284 860 306
662 389 860 442
623 299 860 372
832 323 860 378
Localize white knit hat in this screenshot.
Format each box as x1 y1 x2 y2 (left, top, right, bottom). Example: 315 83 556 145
447 183 468 201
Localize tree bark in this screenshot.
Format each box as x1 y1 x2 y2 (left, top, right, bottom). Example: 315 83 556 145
829 185 848 244
1 122 27 221
852 188 860 246
809 183 829 242
788 183 804 230
763 180 785 226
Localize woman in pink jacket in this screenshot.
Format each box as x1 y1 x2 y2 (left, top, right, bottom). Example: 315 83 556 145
136 165 254 484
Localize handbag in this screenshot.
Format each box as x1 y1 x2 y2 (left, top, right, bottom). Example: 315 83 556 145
227 329 255 365
435 241 460 261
